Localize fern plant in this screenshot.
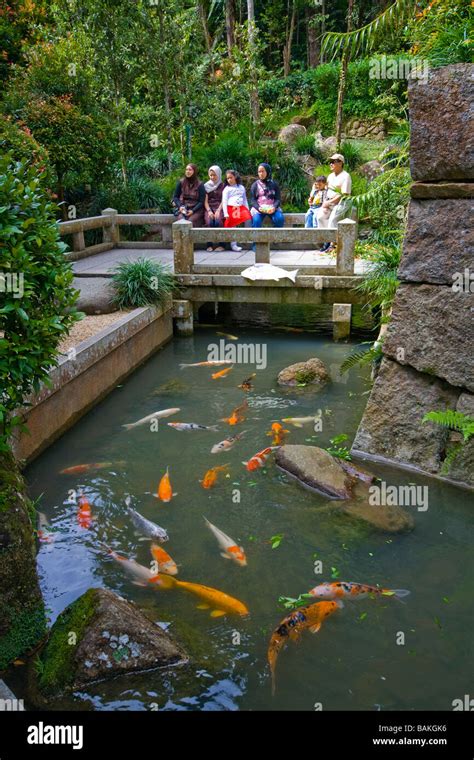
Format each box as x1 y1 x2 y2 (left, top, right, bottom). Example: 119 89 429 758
340 343 383 375
422 410 474 474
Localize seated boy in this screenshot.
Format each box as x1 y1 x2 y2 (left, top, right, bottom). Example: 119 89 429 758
305 175 327 229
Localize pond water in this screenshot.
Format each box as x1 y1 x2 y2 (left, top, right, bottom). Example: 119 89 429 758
24 325 474 711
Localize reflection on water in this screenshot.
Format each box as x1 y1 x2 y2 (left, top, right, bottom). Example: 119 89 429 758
24 328 474 711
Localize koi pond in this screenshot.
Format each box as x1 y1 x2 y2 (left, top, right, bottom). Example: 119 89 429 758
23 323 474 711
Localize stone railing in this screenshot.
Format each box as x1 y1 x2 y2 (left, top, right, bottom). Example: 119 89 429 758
172 217 357 276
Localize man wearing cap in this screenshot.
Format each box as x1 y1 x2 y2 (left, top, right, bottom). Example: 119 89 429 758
316 153 352 254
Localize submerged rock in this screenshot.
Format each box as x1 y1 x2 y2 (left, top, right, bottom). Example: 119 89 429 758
277 358 330 389
276 445 355 499
37 588 188 696
332 481 415 534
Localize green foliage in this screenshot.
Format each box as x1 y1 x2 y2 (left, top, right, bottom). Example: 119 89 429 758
193 135 262 176
293 134 324 162
340 141 363 170
407 0 473 67
0 115 52 187
340 344 383 375
0 154 81 448
274 153 309 208
325 434 352 460
278 593 314 610
0 605 46 671
111 258 175 309
356 243 401 310
422 411 474 443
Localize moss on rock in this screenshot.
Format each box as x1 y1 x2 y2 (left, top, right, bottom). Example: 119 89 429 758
0 451 46 670
38 588 100 695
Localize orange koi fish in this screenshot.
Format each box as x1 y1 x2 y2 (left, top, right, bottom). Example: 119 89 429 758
243 446 279 472
238 374 256 391
149 573 249 617
150 544 178 575
77 493 92 529
212 366 234 380
267 422 289 446
308 581 411 602
268 601 339 695
60 461 125 475
200 465 230 489
221 400 248 425
155 466 177 503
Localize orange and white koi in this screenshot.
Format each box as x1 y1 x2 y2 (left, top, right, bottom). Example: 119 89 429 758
179 360 234 369
267 422 289 445
77 493 93 529
103 545 158 587
212 366 234 380
60 461 126 475
149 573 249 617
211 430 247 454
156 466 177 503
308 581 411 602
167 422 219 432
268 601 339 695
204 517 247 566
221 400 248 425
243 446 279 472
200 465 230 489
37 512 53 543
150 544 178 575
238 374 256 391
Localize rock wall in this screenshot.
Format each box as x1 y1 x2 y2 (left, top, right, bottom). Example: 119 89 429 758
353 64 474 488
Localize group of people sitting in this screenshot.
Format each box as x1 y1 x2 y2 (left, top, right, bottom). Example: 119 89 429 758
172 155 351 255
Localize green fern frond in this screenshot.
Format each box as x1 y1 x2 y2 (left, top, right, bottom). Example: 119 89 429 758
422 410 474 442
322 0 415 61
340 345 382 375
440 442 463 475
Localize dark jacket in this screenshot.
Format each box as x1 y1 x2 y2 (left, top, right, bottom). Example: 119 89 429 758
250 178 281 211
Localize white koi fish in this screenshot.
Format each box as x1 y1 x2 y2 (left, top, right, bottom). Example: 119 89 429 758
126 498 169 542
122 408 180 430
211 430 247 454
103 544 159 587
203 517 247 566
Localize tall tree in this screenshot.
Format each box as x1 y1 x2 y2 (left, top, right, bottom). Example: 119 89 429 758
335 0 354 147
283 0 297 77
246 0 260 125
225 0 236 54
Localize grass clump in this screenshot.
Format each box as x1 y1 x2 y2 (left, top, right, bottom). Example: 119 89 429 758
111 258 175 309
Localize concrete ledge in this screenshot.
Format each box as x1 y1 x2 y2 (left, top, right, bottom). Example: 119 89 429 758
12 304 173 463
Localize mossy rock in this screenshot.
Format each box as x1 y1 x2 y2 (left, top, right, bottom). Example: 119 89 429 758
0 451 46 670
37 588 188 697
277 358 330 389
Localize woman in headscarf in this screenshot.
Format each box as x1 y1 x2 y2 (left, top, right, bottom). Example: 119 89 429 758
172 164 205 226
204 165 226 252
250 163 285 229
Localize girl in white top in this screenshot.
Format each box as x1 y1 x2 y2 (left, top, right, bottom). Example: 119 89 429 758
222 170 251 252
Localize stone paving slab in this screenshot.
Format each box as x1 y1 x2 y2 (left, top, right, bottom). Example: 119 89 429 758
73 246 369 276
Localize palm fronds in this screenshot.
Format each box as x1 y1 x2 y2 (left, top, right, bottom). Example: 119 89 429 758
322 0 416 61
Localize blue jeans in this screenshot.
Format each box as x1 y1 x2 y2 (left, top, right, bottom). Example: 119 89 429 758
251 208 285 228
305 207 320 228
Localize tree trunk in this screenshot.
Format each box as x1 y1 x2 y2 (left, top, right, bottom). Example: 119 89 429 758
158 11 174 171
198 0 213 65
334 0 354 147
320 0 326 63
225 0 236 54
247 0 260 126
283 1 296 78
306 6 320 68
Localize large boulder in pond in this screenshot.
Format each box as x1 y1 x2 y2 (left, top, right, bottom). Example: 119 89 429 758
278 123 307 145
330 481 415 534
37 588 188 697
276 445 355 499
277 357 330 389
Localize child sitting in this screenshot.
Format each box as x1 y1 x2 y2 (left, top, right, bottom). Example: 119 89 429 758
305 175 327 228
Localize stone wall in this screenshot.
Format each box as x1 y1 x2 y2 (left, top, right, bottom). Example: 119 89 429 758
353 64 474 488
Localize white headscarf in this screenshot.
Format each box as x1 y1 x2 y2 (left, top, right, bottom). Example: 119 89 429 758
204 165 223 193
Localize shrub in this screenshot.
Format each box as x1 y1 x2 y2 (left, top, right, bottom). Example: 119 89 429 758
273 153 309 209
293 134 324 162
0 115 52 187
340 141 363 170
111 258 175 309
193 135 262 176
0 154 81 448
